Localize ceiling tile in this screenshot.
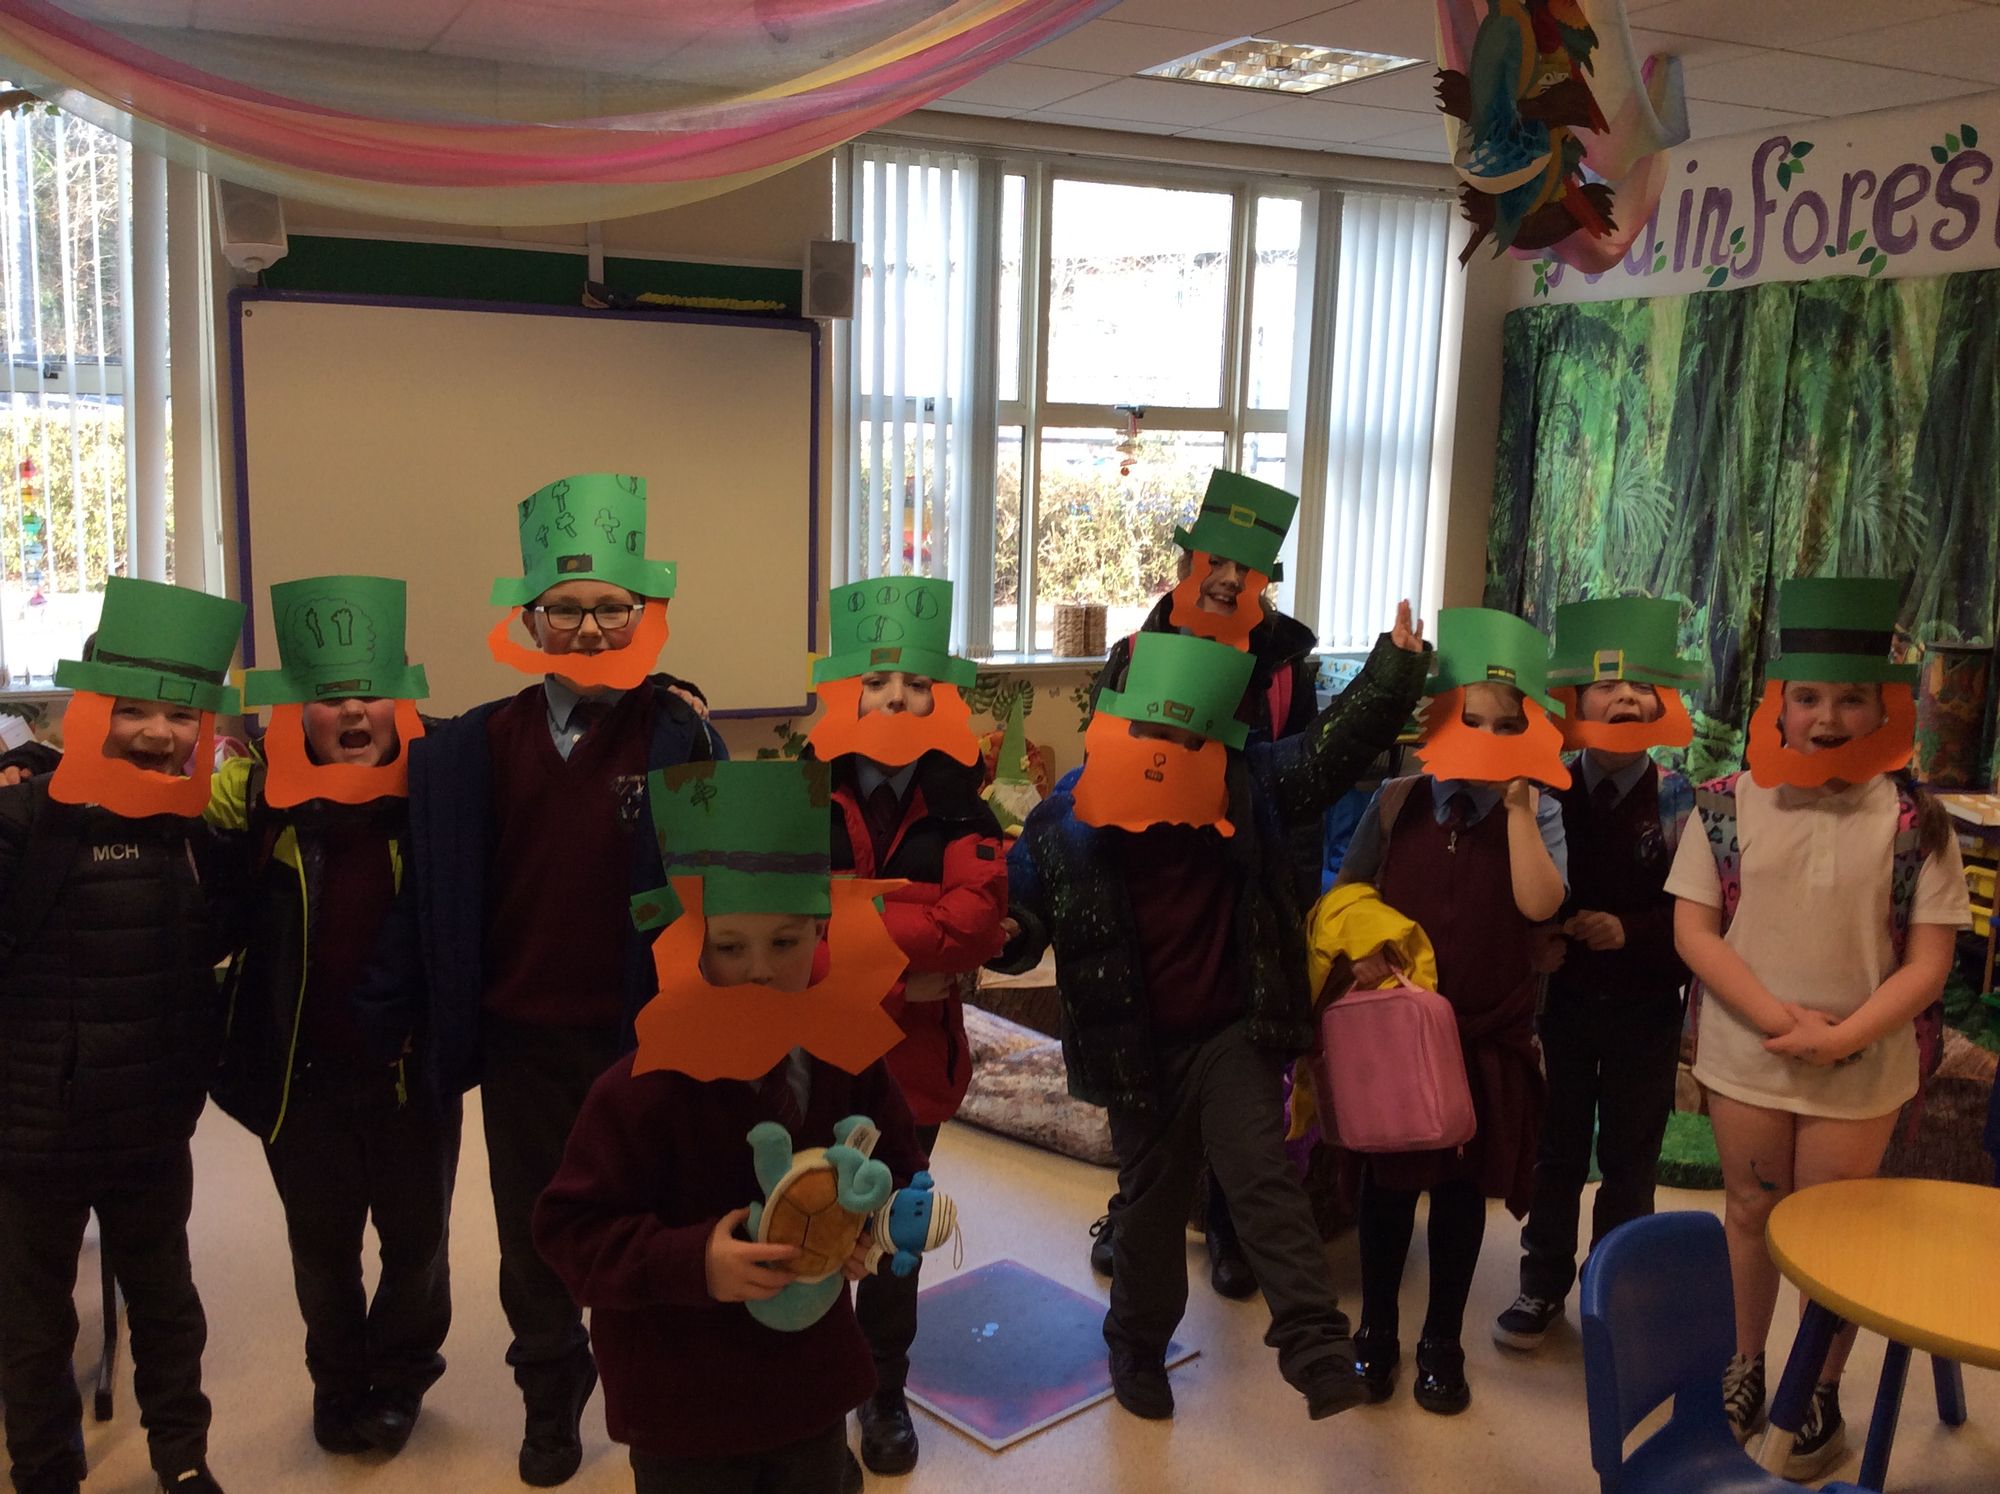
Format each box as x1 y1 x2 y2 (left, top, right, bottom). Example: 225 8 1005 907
1039 75 1288 127
936 62 1115 110
920 100 1025 119
1015 17 1234 74
1808 13 2000 84
1365 122 1453 152
1307 61 1439 113
1093 0 1337 35
1261 0 1435 63
1216 95 1437 144
1631 0 1971 50
1679 98 1818 139
1683 52 1988 113
1017 111 1189 137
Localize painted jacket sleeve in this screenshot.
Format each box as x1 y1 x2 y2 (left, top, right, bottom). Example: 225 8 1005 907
1260 634 1429 830
879 831 1009 974
532 1075 717 1312
990 808 1055 975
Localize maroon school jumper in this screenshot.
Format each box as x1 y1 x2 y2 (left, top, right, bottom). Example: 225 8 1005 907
1369 783 1545 1216
532 1054 927 1459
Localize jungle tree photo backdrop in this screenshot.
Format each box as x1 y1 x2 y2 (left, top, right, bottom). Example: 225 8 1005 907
1485 268 2000 781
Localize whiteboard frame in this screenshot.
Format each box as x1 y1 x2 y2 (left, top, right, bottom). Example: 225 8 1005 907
227 288 822 718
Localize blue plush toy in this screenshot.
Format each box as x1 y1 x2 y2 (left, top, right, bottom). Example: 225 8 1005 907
862 1171 961 1278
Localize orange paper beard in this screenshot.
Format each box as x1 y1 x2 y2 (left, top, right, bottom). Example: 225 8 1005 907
1551 686 1695 752
485 602 670 691
804 677 981 768
1167 555 1269 650
631 877 910 1082
48 692 217 819
1413 689 1573 790
1745 681 1916 789
260 700 427 809
1071 711 1235 836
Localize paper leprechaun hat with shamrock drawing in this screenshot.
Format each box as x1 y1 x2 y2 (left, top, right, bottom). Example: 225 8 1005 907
243 576 429 707
1094 631 1256 750
55 577 244 714
490 472 678 608
1172 468 1299 579
813 577 976 689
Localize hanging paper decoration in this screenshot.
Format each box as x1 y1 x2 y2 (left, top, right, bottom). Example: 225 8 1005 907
1434 0 1689 272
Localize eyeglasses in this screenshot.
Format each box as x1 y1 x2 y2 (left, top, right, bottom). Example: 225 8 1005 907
529 600 644 632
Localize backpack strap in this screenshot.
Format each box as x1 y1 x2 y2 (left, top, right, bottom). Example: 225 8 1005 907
0 791 84 969
1657 767 1694 861
1374 775 1422 853
1888 779 1945 1091
1685 772 1744 1064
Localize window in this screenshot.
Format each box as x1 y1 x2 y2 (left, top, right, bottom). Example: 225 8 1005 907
0 95 193 687
835 140 1451 660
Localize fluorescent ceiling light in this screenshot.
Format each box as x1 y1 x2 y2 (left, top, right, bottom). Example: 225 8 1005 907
1141 37 1425 95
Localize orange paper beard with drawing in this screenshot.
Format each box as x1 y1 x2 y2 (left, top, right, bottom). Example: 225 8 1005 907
485 602 670 691
1551 686 1694 753
1412 688 1573 790
630 877 909 1082
48 691 217 819
1745 681 1915 789
804 677 981 768
260 700 427 809
1071 712 1235 836
1167 555 1268 650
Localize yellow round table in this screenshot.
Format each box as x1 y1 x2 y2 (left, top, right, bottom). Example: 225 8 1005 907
1759 1178 2000 1486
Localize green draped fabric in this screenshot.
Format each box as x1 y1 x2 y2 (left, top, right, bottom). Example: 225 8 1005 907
1486 269 2000 780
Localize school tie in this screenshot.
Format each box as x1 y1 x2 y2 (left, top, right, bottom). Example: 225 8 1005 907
863 780 902 865
1592 776 1621 816
1444 790 1475 827
569 698 613 748
762 1053 808 1134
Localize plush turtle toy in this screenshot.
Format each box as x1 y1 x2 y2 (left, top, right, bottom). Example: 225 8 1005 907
860 1173 961 1279
744 1115 894 1332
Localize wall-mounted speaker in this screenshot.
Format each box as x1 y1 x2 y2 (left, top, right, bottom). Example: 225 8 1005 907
804 238 856 320
213 181 288 274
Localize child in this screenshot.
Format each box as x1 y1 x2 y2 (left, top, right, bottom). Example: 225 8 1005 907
1335 607 1568 1415
804 577 1006 1478
998 606 1428 1423
0 578 247 1494
207 575 459 1459
534 758 927 1494
375 473 724 1487
1089 468 1320 1299
1494 597 1700 1351
1667 577 1966 1478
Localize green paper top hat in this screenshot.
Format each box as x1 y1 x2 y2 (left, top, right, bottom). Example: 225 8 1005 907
639 759 833 922
491 472 678 608
813 577 975 688
1766 577 1917 686
1172 469 1299 578
244 575 429 707
55 578 244 714
1431 607 1562 716
1094 632 1255 749
1547 597 1704 689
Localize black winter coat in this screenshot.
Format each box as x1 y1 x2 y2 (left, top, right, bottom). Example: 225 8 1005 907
0 780 241 1181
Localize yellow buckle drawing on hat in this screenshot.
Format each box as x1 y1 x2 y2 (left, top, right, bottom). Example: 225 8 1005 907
1228 504 1256 528
1485 664 1518 685
1592 648 1625 681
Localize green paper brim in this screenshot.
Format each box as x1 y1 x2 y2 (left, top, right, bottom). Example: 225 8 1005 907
490 557 678 608
1429 673 1564 717
1172 525 1280 577
1095 686 1248 749
631 884 687 932
1767 656 1918 686
55 658 239 714
696 868 833 918
1546 659 1704 688
242 662 430 707
813 648 976 689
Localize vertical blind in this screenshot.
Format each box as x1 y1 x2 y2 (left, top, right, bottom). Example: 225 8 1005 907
1317 191 1450 652
0 97 170 681
838 143 983 651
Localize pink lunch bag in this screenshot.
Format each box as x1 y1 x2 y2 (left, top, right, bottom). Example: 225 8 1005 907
1315 975 1476 1153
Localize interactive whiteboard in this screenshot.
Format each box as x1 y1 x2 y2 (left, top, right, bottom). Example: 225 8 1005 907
231 292 818 716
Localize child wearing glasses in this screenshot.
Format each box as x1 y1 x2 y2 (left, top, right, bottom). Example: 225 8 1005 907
366 474 724 1487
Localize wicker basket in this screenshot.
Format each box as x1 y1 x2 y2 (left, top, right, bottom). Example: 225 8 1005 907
1053 602 1107 657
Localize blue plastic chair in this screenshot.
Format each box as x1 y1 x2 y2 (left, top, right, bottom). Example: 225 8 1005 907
1580 1211 1865 1493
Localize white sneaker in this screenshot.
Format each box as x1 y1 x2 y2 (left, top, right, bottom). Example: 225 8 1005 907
1722 1350 1765 1445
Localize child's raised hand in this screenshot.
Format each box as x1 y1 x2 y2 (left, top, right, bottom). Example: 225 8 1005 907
843 1228 875 1283
1390 600 1425 653
704 1207 800 1303
1502 777 1540 815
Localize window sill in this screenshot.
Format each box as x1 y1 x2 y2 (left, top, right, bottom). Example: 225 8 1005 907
970 653 1107 673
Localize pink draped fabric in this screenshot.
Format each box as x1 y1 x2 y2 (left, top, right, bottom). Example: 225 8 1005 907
0 0 1118 221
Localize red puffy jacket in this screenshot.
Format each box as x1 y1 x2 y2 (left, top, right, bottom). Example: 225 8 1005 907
825 752 1008 1124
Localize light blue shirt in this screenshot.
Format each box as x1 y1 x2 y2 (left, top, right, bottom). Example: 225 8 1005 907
1578 750 1652 805
854 759 918 802
543 677 627 761
1340 774 1569 888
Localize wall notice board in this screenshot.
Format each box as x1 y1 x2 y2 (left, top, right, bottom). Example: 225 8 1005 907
231 291 819 717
